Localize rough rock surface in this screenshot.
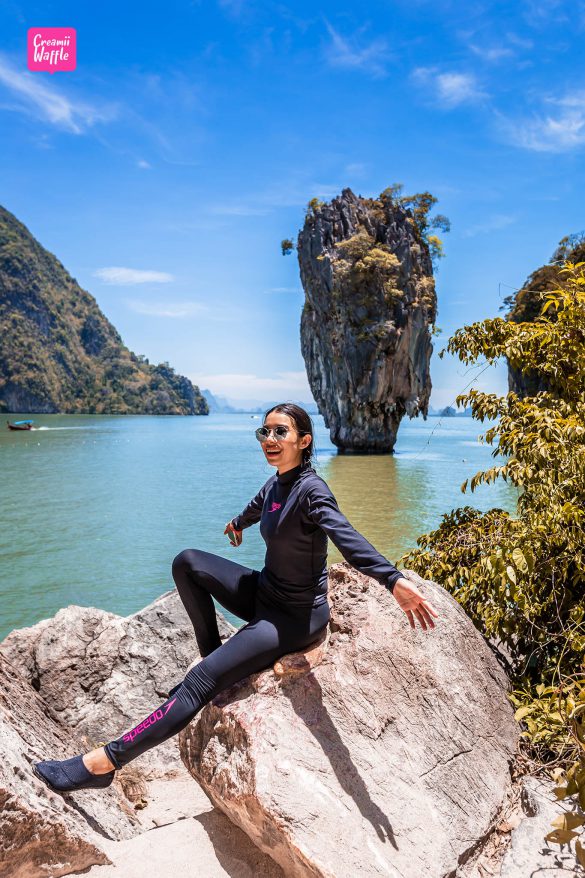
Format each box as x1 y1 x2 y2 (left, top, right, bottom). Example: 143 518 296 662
179 564 519 878
0 651 140 878
0 590 236 778
499 775 585 876
83 763 285 878
297 188 436 452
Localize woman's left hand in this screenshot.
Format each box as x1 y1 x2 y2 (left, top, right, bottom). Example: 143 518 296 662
391 577 439 631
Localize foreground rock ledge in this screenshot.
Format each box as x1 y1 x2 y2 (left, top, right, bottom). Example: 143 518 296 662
179 565 520 878
0 653 139 878
1 590 236 779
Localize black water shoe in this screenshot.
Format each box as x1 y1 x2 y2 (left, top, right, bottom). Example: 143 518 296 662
32 754 116 792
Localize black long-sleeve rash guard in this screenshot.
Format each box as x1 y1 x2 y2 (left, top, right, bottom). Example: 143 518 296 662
231 463 403 609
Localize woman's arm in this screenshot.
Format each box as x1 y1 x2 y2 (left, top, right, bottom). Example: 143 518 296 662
231 478 272 531
303 481 403 593
303 479 440 629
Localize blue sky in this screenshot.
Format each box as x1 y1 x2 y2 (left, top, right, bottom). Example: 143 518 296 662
0 0 583 408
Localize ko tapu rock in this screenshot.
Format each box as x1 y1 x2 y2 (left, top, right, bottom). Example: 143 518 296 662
297 188 437 453
3 566 560 878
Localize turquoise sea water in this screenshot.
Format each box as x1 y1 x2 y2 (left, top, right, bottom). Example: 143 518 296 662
0 413 517 641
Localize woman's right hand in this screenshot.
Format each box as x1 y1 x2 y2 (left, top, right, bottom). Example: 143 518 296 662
391 577 439 631
224 521 243 547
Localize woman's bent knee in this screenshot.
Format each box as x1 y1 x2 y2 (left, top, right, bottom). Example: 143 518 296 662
172 548 202 575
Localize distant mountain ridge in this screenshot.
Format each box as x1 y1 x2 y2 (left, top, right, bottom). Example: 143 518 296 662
202 389 319 414
429 405 473 417
0 205 207 415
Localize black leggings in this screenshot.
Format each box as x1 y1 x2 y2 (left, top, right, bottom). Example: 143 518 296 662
104 549 330 769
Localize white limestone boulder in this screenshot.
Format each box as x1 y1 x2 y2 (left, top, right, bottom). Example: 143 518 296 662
1 589 236 778
179 565 520 878
0 652 140 878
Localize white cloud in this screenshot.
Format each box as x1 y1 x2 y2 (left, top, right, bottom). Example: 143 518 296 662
0 53 116 133
323 21 390 79
94 267 175 285
521 0 569 26
137 159 152 169
462 214 517 238
412 67 487 107
554 92 585 112
469 44 514 62
505 32 534 50
125 300 209 318
520 113 585 150
196 371 312 401
496 93 585 152
437 72 482 106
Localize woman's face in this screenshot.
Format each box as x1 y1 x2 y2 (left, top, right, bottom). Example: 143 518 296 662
260 411 311 473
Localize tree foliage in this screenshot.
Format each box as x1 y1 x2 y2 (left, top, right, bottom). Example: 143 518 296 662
305 197 325 217
401 263 585 805
501 231 585 320
332 231 403 305
378 183 450 268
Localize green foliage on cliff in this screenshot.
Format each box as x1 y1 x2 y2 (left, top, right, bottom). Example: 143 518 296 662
503 233 585 399
402 262 585 774
376 183 450 268
333 231 403 306
503 233 585 323
305 197 325 217
0 205 208 415
283 185 450 273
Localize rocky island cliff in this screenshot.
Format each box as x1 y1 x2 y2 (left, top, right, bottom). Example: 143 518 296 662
297 188 437 453
0 205 208 415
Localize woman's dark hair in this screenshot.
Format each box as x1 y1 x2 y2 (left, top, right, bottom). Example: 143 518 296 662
263 401 316 470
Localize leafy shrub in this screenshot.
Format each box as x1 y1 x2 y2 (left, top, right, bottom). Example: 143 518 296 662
401 262 585 851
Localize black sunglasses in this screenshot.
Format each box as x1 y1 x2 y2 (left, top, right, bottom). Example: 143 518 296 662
255 425 307 443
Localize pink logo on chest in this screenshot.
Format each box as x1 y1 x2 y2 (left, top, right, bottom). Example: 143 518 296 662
269 502 282 513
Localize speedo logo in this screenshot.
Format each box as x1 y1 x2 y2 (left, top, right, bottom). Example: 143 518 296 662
269 502 282 512
123 698 176 743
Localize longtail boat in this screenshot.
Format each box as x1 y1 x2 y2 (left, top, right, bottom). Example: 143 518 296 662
6 420 34 431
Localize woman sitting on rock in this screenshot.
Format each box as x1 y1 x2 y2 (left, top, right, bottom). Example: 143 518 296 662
32 402 439 792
